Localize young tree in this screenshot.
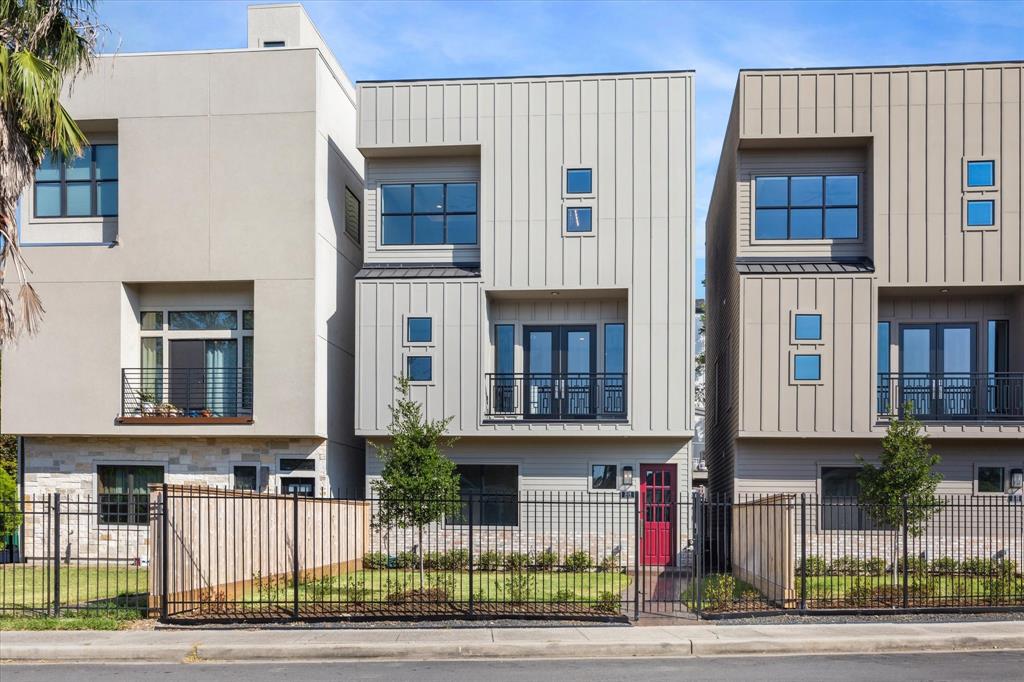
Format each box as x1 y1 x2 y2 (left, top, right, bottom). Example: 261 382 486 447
0 467 20 550
857 402 943 537
371 376 459 588
1 0 103 342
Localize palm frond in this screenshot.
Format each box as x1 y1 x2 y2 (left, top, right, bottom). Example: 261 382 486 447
17 282 44 337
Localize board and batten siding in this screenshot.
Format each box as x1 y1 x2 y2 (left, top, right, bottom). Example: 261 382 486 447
738 64 1024 287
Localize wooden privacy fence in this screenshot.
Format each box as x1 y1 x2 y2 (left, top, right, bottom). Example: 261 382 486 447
730 494 796 606
149 485 370 616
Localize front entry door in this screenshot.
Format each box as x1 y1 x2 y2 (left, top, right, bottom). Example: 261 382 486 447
524 325 596 419
900 323 976 418
640 464 676 566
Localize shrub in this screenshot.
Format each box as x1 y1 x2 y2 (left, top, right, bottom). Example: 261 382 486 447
863 557 888 577
421 552 442 569
504 552 530 572
738 587 761 604
701 573 735 611
534 549 558 570
477 550 503 571
910 575 939 599
984 574 1024 606
930 556 960 575
597 555 620 573
426 572 456 599
803 555 828 576
961 558 1016 577
594 591 620 614
433 548 469 570
564 551 593 573
395 550 419 569
0 469 21 550
829 556 865 576
845 578 873 607
362 552 388 570
552 589 576 603
341 576 371 603
501 572 535 603
896 556 928 576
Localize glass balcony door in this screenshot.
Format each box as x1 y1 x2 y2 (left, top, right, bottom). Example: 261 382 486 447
524 325 596 419
899 323 977 419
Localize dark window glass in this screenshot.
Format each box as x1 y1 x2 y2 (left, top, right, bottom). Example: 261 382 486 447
380 182 477 245
495 324 514 374
821 467 883 530
566 206 592 232
168 311 237 330
242 336 254 411
33 145 117 218
263 40 285 48
978 466 1004 493
967 160 995 187
966 200 995 227
97 465 163 525
449 464 519 526
566 168 593 194
407 355 432 382
794 314 822 341
755 174 858 240
877 321 891 414
793 354 821 381
279 458 315 472
281 477 315 496
592 464 617 490
604 323 625 374
344 187 361 242
242 310 254 331
141 311 163 331
988 320 1009 373
233 465 258 491
877 322 890 374
407 317 432 343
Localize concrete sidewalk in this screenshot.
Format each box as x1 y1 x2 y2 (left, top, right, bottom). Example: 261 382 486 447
2 621 1023 663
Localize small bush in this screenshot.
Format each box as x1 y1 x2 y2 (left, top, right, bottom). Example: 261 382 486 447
534 549 558 570
552 589 576 603
501 572 535 604
701 573 735 611
504 552 530 572
930 556 960 575
803 555 828 576
829 556 865 576
395 550 419 569
594 591 620 614
910 575 939 599
362 552 388 570
422 552 442 569
435 548 469 570
984 574 1024 606
477 550 503 571
597 555 620 573
738 587 761 604
564 551 593 573
426 572 457 599
863 557 888 577
845 578 873 607
897 556 928 576
342 576 371 603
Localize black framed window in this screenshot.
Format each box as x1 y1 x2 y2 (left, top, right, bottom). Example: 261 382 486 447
344 187 361 243
566 206 593 233
755 174 858 240
820 466 884 531
966 199 995 227
407 355 432 382
167 311 237 331
380 182 477 245
407 317 432 343
279 458 315 473
448 464 519 526
233 465 258 491
566 168 593 194
794 314 822 341
966 160 995 188
591 464 617 490
97 465 163 525
281 477 315 497
34 145 118 218
978 466 1005 493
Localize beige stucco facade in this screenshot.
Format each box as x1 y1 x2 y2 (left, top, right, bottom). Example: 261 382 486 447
2 5 365 498
706 62 1024 499
354 72 696 547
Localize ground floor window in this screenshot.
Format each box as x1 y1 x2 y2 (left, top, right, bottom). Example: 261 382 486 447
449 464 519 526
281 477 315 497
978 466 1005 493
820 466 883 531
591 464 617 490
233 465 259 491
97 465 164 525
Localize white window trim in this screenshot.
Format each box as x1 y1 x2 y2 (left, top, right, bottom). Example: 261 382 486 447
402 313 436 348
562 164 597 199
404 352 435 385
962 193 1000 232
563 200 596 238
790 310 825 346
789 350 824 386
750 172 865 245
962 156 1000 192
375 181 480 250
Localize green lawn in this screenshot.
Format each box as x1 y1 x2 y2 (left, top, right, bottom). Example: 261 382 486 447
0 609 140 630
260 569 630 605
800 574 1023 601
0 565 149 611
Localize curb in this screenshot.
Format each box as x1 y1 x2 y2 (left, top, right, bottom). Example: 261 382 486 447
3 634 1024 663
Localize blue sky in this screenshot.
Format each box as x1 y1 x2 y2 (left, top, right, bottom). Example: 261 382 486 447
95 0 1024 297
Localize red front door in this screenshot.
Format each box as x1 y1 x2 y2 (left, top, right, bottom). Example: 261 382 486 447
641 464 676 566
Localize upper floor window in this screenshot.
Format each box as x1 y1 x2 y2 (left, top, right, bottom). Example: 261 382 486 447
566 168 593 194
754 174 858 241
344 187 361 243
792 353 821 382
966 199 995 227
793 314 822 342
966 160 995 188
34 145 118 218
380 182 477 246
566 206 593 233
407 316 432 343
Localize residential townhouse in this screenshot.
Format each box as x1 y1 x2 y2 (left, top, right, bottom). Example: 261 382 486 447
354 71 696 564
1 4 366 523
705 62 1024 507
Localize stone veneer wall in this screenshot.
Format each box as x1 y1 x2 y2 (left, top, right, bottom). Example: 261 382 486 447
21 436 330 562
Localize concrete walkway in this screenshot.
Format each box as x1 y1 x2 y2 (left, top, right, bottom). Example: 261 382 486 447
2 621 1023 662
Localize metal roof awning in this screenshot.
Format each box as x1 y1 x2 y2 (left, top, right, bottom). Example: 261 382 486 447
734 256 875 274
355 264 482 279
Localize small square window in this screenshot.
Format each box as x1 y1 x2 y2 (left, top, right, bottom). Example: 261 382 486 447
793 354 821 382
407 317 432 343
407 356 432 382
566 168 593 194
978 466 1004 493
966 200 995 227
233 465 259 491
794 314 822 341
566 206 592 233
591 464 617 490
966 160 995 188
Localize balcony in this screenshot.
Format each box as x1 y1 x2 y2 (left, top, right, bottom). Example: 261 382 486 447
484 373 627 422
877 373 1024 421
118 368 254 424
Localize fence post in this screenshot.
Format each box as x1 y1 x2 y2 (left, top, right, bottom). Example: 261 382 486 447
633 491 640 621
901 495 909 609
292 490 300 620
160 482 169 622
467 495 474 617
799 493 807 612
694 491 703 619
52 493 61 617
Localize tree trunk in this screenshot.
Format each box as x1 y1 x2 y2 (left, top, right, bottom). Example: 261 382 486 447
418 525 425 590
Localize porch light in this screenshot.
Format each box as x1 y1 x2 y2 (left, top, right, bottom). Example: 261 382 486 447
622 466 634 487
1011 469 1024 489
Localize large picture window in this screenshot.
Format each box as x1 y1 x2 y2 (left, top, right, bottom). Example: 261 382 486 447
380 182 478 245
448 464 519 527
98 465 163 525
820 466 884 531
755 174 859 240
34 145 118 218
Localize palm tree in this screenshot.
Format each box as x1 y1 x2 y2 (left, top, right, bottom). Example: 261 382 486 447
0 0 101 343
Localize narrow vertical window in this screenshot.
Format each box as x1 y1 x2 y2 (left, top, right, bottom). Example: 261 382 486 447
988 320 1009 373
877 321 891 416
494 324 516 414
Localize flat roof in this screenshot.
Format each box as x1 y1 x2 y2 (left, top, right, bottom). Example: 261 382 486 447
358 69 694 85
739 59 1024 73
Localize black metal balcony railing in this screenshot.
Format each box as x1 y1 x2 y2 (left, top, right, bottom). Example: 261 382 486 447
484 372 627 421
877 372 1024 421
121 368 253 419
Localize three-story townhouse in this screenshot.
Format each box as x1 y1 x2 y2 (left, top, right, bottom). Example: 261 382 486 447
1 3 366 536
354 71 696 565
706 62 1024 511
